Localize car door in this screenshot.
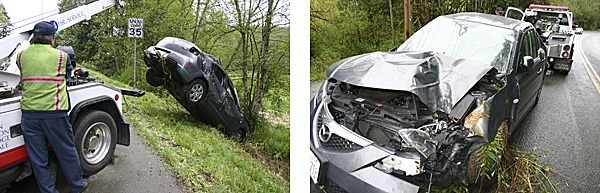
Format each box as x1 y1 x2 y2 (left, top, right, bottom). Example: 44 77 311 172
505 7 525 20
514 29 544 123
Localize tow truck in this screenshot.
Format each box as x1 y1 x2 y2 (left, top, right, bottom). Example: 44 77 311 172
506 4 575 75
0 0 143 191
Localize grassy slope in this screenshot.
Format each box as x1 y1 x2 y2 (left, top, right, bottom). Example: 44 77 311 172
92 71 289 192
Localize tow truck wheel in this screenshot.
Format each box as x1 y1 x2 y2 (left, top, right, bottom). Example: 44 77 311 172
73 110 117 176
0 165 21 192
184 79 207 103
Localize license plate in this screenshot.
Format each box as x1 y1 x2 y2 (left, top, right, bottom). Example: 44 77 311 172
309 150 321 184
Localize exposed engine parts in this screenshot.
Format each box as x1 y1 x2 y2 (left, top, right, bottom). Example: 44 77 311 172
324 77 499 186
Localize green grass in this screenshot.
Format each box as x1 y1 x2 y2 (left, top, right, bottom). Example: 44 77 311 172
90 70 290 192
248 121 290 160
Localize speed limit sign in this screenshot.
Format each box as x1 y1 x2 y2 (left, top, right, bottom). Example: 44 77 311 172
128 18 143 38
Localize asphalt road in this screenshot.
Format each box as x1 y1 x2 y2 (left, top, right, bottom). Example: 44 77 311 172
309 31 600 192
6 122 184 193
509 31 600 192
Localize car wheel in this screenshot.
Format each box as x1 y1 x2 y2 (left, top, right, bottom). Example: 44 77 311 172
146 68 164 87
230 127 248 142
184 79 208 103
74 110 117 176
466 150 498 193
562 70 570 75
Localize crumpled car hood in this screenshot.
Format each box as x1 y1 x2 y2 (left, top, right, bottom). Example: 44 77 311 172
326 51 492 113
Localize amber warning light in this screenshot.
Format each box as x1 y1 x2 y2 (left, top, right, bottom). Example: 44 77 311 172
529 4 570 11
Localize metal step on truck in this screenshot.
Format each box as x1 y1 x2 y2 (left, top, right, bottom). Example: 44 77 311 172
506 4 575 75
0 0 143 191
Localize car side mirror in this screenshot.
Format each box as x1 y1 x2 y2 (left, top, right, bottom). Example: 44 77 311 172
522 56 534 70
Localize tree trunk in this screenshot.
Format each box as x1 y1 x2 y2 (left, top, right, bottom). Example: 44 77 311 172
352 0 361 43
389 0 395 45
251 0 276 114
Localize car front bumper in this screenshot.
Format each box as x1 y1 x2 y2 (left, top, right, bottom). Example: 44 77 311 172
310 100 420 193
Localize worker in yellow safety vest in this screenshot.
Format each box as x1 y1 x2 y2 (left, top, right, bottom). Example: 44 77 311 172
17 21 87 193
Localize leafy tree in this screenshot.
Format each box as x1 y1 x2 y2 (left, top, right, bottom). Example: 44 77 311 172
56 0 289 125
0 3 11 38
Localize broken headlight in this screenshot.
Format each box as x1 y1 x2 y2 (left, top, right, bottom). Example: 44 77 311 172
398 129 436 159
463 101 490 139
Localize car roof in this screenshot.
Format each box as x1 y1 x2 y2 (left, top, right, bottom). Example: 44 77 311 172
159 37 196 47
441 12 532 32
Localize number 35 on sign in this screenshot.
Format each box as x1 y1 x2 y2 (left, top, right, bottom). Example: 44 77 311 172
128 18 143 38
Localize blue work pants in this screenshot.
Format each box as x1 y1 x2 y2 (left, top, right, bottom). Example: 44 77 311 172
21 110 84 193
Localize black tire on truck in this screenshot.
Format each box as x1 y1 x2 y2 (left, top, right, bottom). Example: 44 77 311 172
0 165 22 193
73 110 117 176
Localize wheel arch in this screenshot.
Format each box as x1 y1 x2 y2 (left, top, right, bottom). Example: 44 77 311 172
69 96 130 146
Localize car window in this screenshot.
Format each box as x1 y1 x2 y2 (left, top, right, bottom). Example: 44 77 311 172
214 66 226 86
189 47 201 56
517 30 539 71
518 30 533 68
527 31 538 58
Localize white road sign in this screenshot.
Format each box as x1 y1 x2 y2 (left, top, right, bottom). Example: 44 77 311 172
128 18 143 38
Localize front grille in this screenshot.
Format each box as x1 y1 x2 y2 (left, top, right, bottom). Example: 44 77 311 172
320 134 362 152
325 178 348 193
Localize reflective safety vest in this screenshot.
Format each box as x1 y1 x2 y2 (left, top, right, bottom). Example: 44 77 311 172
17 44 70 111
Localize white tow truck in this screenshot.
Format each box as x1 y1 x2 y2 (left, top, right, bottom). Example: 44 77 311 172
0 0 143 191
506 4 575 75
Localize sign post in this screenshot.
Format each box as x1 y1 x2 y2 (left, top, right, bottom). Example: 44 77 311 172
128 18 143 89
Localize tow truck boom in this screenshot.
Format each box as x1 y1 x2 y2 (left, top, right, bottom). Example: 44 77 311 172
0 0 121 76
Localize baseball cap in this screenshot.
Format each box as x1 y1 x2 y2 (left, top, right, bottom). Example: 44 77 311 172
33 21 57 36
496 7 504 13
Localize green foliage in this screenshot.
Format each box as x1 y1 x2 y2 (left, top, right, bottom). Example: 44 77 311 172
419 122 558 192
248 118 290 160
550 0 600 29
310 0 403 80
474 123 559 192
88 67 289 192
0 3 11 38
57 0 290 122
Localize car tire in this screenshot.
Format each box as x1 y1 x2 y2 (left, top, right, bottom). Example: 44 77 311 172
230 127 248 142
146 68 164 87
73 110 118 176
184 79 208 104
466 150 498 193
